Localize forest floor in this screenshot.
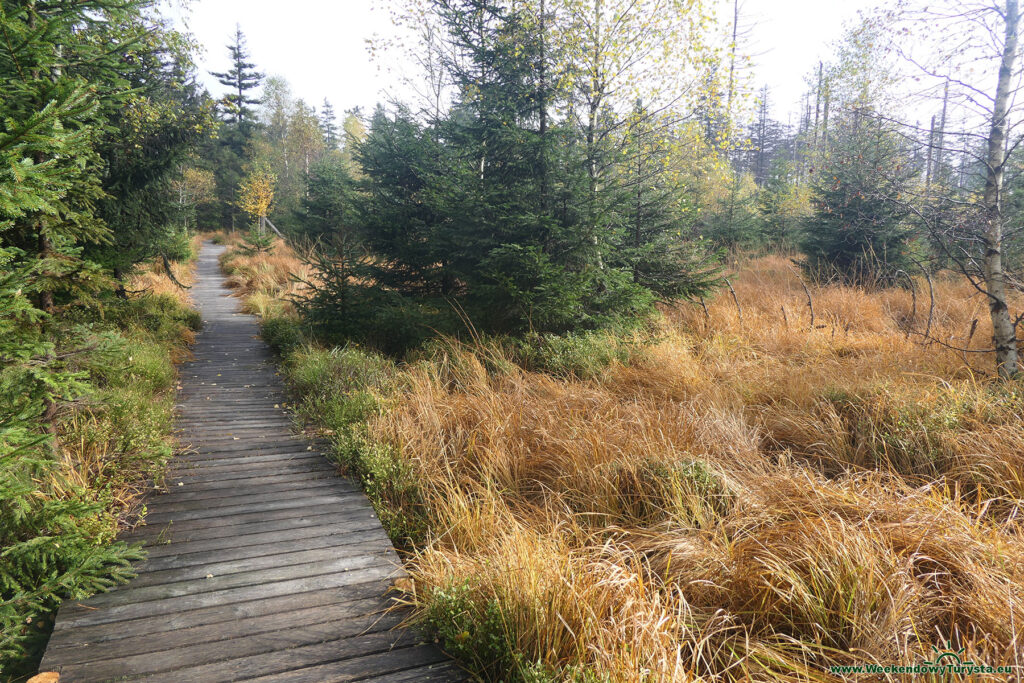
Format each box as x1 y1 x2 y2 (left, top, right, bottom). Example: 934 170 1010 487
221 234 1024 682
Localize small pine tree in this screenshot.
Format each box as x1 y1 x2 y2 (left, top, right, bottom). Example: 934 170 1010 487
801 117 919 285
758 157 806 250
616 102 723 300
301 152 356 242
701 172 763 251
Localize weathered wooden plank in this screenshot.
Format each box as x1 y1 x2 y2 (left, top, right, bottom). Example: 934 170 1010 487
176 452 325 469
366 661 468 682
167 453 327 476
180 441 321 457
144 478 349 510
155 469 338 492
126 541 393 590
129 498 376 539
127 630 426 683
56 610 406 680
241 647 460 683
46 583 391 649
142 491 360 524
133 510 380 547
146 476 349 504
139 518 384 560
135 526 389 574
53 563 402 630
162 460 336 483
46 598 395 665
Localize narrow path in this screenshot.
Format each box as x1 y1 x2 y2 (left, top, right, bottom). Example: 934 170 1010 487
41 242 460 682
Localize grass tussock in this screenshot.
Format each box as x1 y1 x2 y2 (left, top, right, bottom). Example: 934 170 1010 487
217 234 312 318
229 243 1023 682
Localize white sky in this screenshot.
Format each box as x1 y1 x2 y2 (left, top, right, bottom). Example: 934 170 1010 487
167 0 872 124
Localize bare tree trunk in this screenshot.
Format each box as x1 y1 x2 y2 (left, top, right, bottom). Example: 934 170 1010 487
935 78 949 182
587 0 604 270
538 0 548 212
925 114 935 190
983 0 1020 378
821 85 830 148
726 0 740 120
813 61 822 150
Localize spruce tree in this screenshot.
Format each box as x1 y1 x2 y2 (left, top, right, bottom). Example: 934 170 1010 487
301 152 356 242
211 25 264 125
302 0 722 348
205 26 264 229
616 102 723 300
801 117 919 285
86 35 215 280
0 0 156 665
319 99 339 148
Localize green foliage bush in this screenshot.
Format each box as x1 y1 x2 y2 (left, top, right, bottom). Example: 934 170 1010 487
278 345 430 543
801 121 919 286
503 331 645 380
0 291 194 673
162 230 196 263
260 316 306 355
423 582 607 683
239 228 275 255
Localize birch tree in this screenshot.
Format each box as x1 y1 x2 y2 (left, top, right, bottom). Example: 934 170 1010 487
892 0 1023 378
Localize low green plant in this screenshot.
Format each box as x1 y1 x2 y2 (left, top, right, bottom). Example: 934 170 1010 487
504 330 645 379
1 282 196 674
239 228 275 255
260 316 305 355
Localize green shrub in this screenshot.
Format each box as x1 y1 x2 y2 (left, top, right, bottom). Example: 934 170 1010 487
505 330 644 379
1 286 194 673
284 346 394 399
261 316 305 355
422 581 607 683
239 228 275 255
162 230 195 262
422 582 514 678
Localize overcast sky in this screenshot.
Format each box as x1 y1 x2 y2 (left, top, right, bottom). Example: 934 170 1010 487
167 0 871 123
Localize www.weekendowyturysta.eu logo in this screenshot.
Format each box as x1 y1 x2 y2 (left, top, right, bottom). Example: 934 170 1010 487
828 642 1014 677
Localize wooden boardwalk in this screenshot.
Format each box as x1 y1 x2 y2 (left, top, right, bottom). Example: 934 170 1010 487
40 243 461 682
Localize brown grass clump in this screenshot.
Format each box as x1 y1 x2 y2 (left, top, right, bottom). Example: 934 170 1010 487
126 233 204 310
217 235 312 317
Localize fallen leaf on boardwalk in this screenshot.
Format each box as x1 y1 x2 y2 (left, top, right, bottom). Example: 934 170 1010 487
232 437 240 440
206 574 214 579
28 673 60 683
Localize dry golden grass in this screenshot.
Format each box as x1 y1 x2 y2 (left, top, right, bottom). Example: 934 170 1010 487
53 245 201 523
230 245 1023 681
126 233 204 309
365 256 1024 681
216 234 312 317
